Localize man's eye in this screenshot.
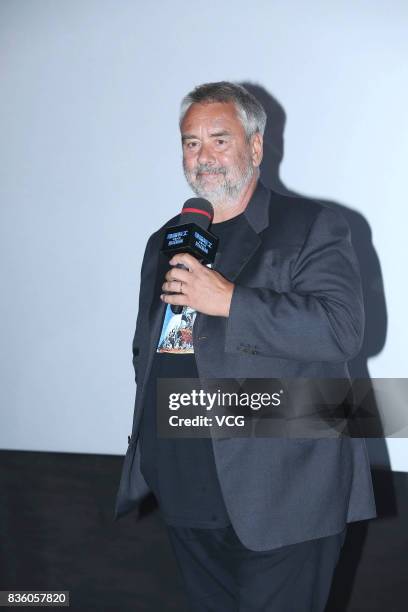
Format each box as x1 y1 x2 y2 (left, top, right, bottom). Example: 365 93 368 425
216 139 226 145
186 142 198 149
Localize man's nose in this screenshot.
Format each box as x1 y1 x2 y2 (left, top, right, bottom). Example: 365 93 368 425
197 142 216 166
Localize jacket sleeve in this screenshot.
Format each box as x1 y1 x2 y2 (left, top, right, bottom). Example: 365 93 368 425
224 206 364 363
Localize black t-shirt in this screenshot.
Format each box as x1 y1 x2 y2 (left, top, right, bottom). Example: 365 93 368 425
139 211 248 528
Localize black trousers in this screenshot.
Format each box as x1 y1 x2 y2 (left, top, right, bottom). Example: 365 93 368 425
166 523 347 612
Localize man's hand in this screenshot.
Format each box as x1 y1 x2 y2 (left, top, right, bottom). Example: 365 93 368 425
160 253 234 317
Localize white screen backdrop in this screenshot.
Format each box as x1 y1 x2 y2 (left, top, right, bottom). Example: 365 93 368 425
1 0 407 470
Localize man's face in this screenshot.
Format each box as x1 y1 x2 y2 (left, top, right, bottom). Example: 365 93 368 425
181 101 259 205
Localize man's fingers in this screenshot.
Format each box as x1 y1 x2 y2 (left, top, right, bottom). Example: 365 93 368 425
160 291 189 306
162 280 186 293
164 266 191 283
169 253 198 271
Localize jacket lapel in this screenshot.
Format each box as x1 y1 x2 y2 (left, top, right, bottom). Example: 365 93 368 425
146 250 168 365
213 219 261 281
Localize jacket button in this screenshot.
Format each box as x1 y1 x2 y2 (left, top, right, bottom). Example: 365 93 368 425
127 435 131 444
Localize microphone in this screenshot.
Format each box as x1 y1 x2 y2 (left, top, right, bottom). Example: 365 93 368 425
161 198 219 314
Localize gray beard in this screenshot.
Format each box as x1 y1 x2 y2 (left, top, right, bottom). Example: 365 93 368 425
183 162 255 210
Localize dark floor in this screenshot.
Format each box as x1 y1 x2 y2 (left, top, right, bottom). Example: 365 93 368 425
0 450 406 611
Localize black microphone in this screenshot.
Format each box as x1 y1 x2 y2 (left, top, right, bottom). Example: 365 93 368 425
161 198 219 314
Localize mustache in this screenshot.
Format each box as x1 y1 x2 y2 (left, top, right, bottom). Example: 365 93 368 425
195 164 227 176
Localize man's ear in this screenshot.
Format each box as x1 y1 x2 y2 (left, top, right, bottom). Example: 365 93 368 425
251 132 263 168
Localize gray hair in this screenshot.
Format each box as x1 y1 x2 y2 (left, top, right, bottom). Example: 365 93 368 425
179 81 267 140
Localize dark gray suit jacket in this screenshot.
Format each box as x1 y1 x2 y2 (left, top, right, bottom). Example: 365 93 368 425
114 180 377 551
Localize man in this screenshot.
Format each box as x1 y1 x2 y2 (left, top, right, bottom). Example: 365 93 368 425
115 82 377 611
